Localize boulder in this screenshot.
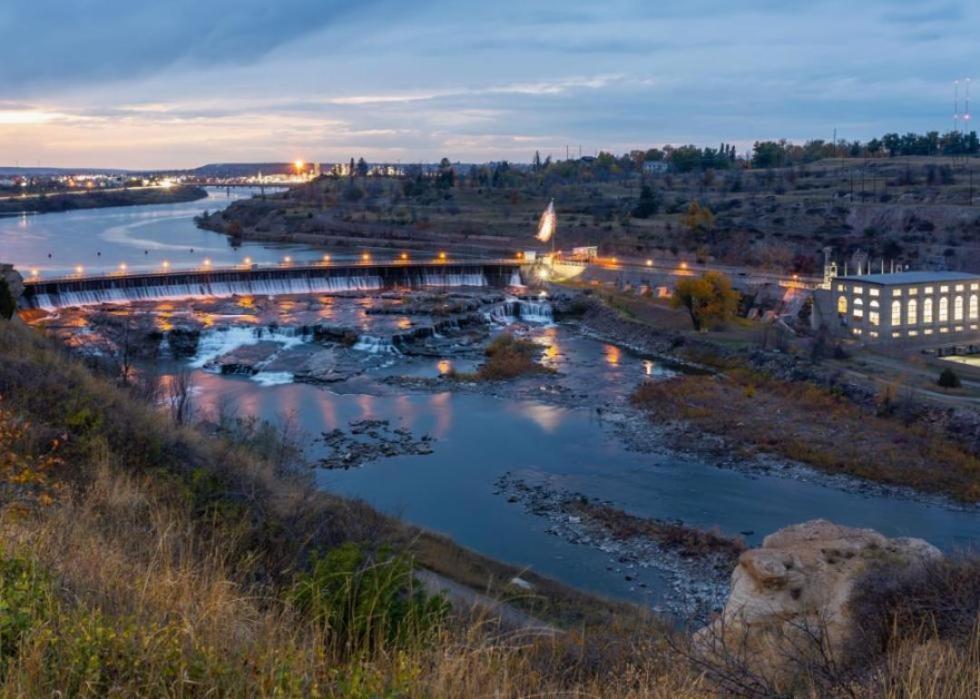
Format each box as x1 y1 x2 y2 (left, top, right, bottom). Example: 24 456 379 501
696 519 942 681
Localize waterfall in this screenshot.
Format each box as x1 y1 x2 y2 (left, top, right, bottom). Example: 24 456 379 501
353 335 401 354
509 269 524 287
25 267 499 310
485 297 553 325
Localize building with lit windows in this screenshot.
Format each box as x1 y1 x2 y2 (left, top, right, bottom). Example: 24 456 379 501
813 271 980 345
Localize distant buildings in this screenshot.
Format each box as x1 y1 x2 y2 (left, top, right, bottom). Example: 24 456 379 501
813 271 980 345
642 161 669 175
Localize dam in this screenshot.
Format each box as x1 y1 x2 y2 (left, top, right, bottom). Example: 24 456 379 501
20 259 524 310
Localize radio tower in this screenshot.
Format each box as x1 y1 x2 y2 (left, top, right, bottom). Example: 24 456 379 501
954 80 960 132
965 78 972 131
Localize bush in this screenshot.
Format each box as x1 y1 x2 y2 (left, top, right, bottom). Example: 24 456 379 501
938 368 961 389
0 278 14 320
289 543 448 659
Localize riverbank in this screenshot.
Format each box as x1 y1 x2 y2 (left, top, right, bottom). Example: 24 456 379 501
0 185 207 215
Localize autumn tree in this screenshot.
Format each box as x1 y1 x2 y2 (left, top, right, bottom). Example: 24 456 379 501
671 271 740 331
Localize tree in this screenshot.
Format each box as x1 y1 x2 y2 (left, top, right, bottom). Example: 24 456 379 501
436 157 455 189
938 368 961 389
356 157 369 178
0 277 14 320
671 271 740 331
632 184 661 218
683 201 715 235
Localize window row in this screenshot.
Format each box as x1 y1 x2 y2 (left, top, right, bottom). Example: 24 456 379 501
839 295 980 324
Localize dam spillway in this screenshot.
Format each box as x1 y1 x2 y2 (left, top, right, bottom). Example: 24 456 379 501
20 261 523 310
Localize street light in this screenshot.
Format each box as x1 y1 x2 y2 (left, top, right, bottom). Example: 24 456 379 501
75 265 84 276
283 256 292 265
645 259 653 267
203 258 212 268
438 251 447 261
361 252 371 262
322 254 331 263
162 260 170 270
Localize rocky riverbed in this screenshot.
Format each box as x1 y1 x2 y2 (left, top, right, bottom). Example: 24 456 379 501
318 418 435 469
495 472 737 620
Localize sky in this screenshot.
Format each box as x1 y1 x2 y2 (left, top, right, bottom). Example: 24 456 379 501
0 0 978 169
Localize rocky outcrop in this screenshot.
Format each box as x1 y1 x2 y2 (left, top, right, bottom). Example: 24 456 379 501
696 519 942 681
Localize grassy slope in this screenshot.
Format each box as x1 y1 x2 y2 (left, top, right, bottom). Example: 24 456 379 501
0 317 695 696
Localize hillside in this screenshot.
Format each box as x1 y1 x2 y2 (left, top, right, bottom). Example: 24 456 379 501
198 156 980 272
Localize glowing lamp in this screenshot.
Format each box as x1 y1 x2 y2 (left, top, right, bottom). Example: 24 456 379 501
283 256 292 264
361 253 371 262
322 254 331 262
119 262 127 271
400 252 408 260
243 257 252 265
645 259 653 267
203 258 211 267
75 265 84 275
438 251 447 261
162 260 170 269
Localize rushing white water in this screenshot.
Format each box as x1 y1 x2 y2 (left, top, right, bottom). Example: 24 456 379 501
353 335 401 354
509 269 525 287
485 298 554 325
251 371 295 386
28 274 386 310
189 326 307 369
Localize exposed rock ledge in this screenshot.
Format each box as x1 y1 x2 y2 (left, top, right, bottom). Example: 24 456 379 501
696 519 941 681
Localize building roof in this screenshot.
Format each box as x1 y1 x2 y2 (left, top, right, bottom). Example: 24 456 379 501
837 271 980 286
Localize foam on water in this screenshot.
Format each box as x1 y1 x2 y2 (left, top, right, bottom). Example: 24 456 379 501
189 326 306 369
251 371 295 386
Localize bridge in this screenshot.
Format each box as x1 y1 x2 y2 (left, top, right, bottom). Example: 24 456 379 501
20 258 524 310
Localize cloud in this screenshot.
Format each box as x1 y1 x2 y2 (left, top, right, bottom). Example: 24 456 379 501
0 0 382 90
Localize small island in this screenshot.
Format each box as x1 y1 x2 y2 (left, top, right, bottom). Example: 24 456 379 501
0 185 208 215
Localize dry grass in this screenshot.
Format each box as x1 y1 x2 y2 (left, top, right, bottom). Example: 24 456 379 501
451 332 554 381
632 367 980 502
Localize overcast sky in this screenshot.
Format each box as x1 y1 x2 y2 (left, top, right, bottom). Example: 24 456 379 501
0 0 977 169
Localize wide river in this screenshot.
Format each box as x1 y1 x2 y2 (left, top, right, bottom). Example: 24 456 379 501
5 190 980 611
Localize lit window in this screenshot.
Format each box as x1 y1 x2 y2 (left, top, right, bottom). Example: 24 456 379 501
908 288 917 296
924 287 934 294
939 297 949 322
955 284 965 292
892 331 901 338
869 288 880 297
924 328 934 335
891 288 902 296
940 327 949 333
941 285 949 293
923 297 933 323
971 283 979 291
869 311 879 326
836 283 844 292
907 299 917 324
891 300 901 326
908 330 918 337
853 328 863 336
954 296 964 321
869 331 879 338
854 297 864 306
854 286 864 294
853 308 864 318
955 325 964 332
837 296 847 314
970 295 978 320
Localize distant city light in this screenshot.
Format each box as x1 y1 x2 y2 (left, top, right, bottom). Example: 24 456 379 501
30 269 38 277
293 160 305 172
645 259 653 266
399 252 408 260
361 252 371 261
244 257 252 265
75 265 84 275
438 251 447 261
119 262 127 271
203 258 211 267
162 260 170 269
322 254 331 262
283 255 292 264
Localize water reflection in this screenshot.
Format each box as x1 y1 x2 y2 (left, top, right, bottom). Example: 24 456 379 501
604 344 621 366
518 402 565 434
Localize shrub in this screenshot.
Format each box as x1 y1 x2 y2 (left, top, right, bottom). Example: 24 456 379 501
938 367 961 389
289 543 449 659
0 278 14 320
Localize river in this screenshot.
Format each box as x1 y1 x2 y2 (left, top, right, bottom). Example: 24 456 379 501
7 192 980 613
